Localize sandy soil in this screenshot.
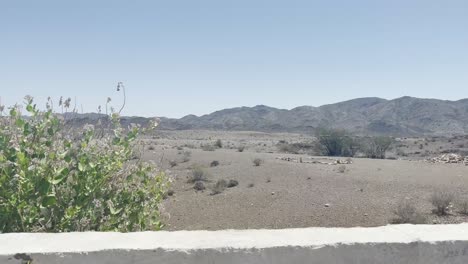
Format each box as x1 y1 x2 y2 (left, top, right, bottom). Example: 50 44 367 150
141 130 468 231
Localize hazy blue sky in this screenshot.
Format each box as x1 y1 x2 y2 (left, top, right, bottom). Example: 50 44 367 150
2 0 468 117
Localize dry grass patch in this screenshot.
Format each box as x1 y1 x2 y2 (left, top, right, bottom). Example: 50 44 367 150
457 199 468 215
392 201 426 224
430 191 454 215
189 167 207 183
202 144 216 151
211 179 227 195
182 151 191 162
337 165 346 173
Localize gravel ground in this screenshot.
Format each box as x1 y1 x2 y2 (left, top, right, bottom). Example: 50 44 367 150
142 131 468 231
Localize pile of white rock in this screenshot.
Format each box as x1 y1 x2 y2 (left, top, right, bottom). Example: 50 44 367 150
426 153 468 165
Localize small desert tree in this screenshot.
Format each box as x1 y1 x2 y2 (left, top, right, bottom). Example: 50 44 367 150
364 136 393 159
315 128 356 157
0 96 168 233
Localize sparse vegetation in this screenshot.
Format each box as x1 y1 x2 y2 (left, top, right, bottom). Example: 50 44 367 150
396 149 407 157
430 191 454 215
182 151 191 162
253 158 263 166
189 167 207 183
315 128 359 157
184 143 196 149
211 179 227 195
169 160 178 168
227 179 239 188
337 165 346 173
363 136 393 159
193 181 206 191
210 160 220 167
202 144 216 151
457 199 468 215
277 141 314 154
392 201 426 224
215 139 223 148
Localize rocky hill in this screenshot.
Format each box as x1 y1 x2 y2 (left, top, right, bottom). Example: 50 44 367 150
66 97 468 136
159 97 468 136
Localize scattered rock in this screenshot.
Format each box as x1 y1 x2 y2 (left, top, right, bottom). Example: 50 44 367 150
276 157 352 165
426 153 468 165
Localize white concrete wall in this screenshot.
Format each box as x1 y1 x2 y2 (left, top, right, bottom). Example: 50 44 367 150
1 224 468 264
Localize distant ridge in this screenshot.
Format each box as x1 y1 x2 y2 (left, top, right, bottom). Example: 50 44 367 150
70 97 468 136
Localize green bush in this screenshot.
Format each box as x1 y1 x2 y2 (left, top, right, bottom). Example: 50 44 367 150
315 128 358 157
0 97 168 232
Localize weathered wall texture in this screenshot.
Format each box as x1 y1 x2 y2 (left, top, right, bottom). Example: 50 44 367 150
1 224 468 264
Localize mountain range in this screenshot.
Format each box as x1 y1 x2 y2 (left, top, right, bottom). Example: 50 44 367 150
68 97 468 136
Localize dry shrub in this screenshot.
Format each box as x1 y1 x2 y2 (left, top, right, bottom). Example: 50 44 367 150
227 179 239 188
182 151 191 162
211 179 227 195
337 165 346 173
193 181 205 191
392 201 426 224
202 144 216 151
253 158 263 166
458 199 468 215
189 167 207 183
430 191 454 215
277 142 314 154
169 160 178 168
